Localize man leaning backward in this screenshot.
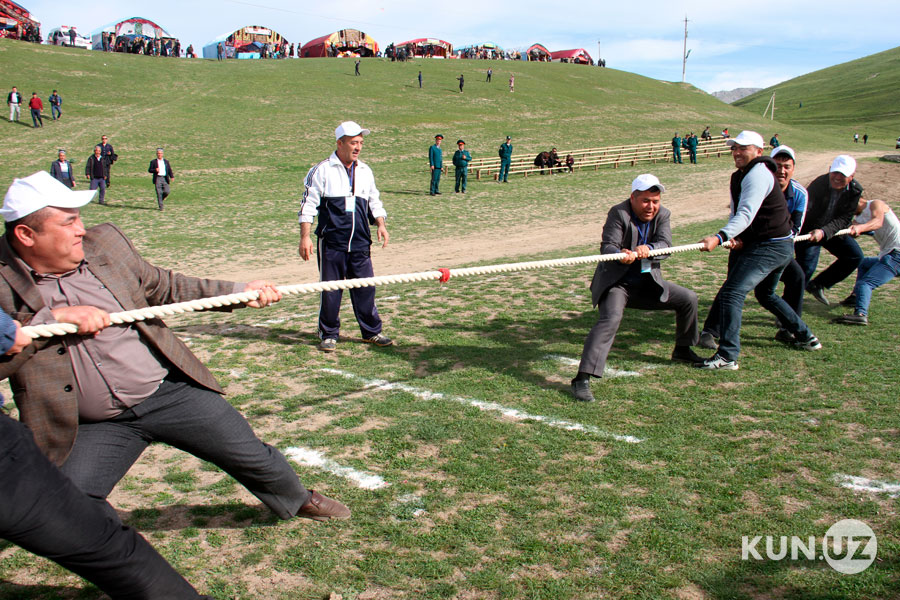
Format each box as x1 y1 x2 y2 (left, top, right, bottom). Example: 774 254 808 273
0 171 350 526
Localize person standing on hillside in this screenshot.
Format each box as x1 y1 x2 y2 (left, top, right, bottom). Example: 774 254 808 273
48 89 62 121
498 135 513 182
85 145 109 205
298 121 393 353
28 92 43 128
7 86 22 122
796 155 864 306
418 70 422 88
355 59 360 76
486 68 492 83
217 42 224 60
853 133 859 143
452 139 472 194
98 135 116 187
571 174 702 402
50 149 76 188
863 133 868 145
508 74 515 92
457 74 464 93
833 198 900 326
429 134 443 195
686 133 698 164
671 132 682 164
694 131 821 371
148 148 174 211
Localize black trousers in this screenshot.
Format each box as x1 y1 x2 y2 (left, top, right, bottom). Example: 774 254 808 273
0 414 207 599
60 375 310 523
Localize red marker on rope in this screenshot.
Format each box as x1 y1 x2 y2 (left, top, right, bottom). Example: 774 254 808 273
438 268 451 283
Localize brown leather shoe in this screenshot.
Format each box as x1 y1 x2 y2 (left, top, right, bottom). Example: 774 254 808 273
296 491 351 521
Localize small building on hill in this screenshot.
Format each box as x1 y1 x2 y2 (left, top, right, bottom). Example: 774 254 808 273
301 29 378 58
0 0 40 40
550 48 593 65
526 43 551 62
203 25 289 59
393 38 453 58
90 17 177 52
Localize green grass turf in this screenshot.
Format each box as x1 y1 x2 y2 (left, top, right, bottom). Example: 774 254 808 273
735 45 900 146
0 41 898 599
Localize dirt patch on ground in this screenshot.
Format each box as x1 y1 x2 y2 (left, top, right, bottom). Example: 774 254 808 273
218 151 895 284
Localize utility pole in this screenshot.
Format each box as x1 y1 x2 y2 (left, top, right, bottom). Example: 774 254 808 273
597 40 601 66
763 92 776 120
681 15 690 83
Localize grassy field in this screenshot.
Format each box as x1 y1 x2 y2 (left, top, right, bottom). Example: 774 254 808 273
0 41 898 599
735 45 900 144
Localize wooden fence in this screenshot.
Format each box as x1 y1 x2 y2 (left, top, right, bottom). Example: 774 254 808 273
462 138 736 180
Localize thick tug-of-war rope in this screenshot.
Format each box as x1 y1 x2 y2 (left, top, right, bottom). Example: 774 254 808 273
21 229 849 340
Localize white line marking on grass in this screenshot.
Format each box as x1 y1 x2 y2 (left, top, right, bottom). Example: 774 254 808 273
546 354 655 378
321 368 643 444
833 474 900 498
284 446 389 490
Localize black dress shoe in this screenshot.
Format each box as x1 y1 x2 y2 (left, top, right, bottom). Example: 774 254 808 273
570 379 595 402
671 346 704 364
806 282 830 306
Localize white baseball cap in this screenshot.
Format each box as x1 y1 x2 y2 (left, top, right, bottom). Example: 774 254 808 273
334 121 370 140
726 130 765 149
830 154 856 177
2 171 96 222
770 145 796 161
631 173 665 193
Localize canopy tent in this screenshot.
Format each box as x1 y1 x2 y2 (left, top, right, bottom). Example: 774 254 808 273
526 43 551 62
0 0 39 38
90 17 174 51
456 42 504 59
202 25 289 59
301 29 378 58
550 48 593 65
394 37 453 58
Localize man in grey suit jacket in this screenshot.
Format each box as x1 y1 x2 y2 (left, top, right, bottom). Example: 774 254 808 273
0 171 349 524
572 174 702 402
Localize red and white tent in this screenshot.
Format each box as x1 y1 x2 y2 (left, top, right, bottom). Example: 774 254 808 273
550 48 593 65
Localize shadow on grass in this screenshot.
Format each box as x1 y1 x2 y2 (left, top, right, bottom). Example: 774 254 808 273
119 502 279 531
0 582 95 599
696 551 899 599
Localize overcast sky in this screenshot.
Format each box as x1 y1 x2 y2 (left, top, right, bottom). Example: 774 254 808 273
26 0 899 93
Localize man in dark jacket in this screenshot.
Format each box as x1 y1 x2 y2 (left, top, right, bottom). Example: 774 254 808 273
99 135 116 187
571 174 702 402
48 89 62 120
148 147 174 211
452 139 471 193
795 155 864 305
50 149 75 188
84 145 109 205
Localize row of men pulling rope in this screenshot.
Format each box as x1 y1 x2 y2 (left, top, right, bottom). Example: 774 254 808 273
20 230 838 340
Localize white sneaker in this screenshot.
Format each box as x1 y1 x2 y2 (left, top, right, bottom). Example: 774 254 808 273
693 354 739 370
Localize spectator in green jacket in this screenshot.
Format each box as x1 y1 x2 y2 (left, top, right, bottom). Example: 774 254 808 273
452 140 472 193
429 134 443 196
671 133 682 163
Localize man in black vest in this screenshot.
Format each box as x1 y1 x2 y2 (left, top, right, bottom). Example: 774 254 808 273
695 131 821 371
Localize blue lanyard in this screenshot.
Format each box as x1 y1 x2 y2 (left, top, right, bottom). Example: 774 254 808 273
630 207 651 245
344 162 356 196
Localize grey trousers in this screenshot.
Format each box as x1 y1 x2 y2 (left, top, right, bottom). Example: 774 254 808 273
60 375 310 522
155 179 170 210
578 278 699 377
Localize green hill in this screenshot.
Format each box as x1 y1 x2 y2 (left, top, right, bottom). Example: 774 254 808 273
734 45 900 140
0 39 827 271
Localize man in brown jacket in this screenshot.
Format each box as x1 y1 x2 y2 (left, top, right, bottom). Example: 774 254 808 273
0 171 349 523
